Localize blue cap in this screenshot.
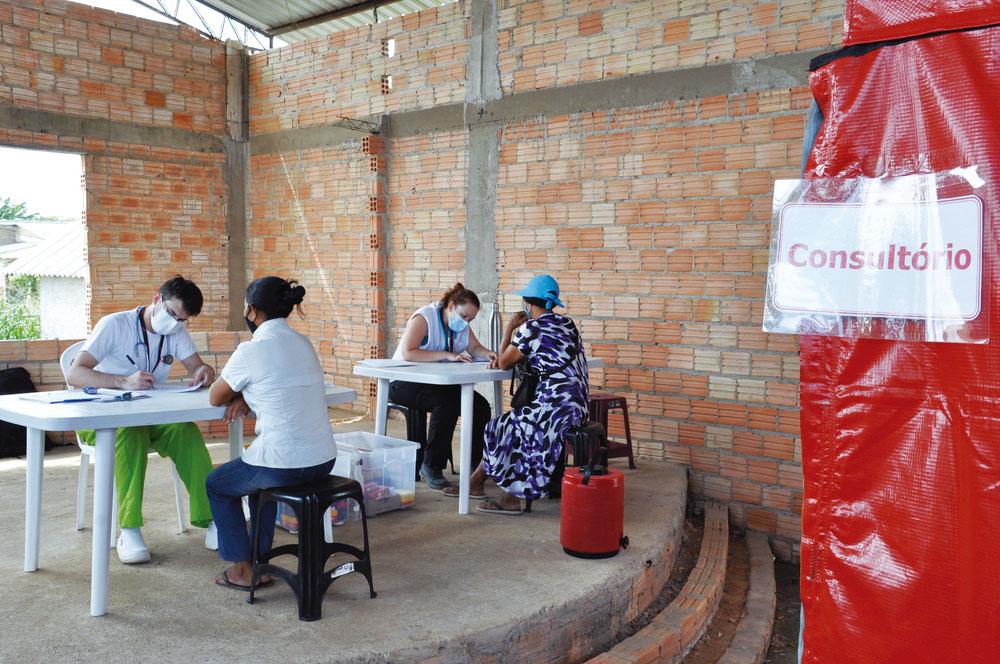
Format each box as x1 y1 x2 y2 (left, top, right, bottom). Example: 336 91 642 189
516 274 564 309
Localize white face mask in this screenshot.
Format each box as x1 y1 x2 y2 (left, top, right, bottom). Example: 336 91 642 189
150 303 183 335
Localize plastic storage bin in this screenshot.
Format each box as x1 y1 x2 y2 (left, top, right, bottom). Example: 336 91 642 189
276 498 355 532
332 431 418 517
274 432 417 532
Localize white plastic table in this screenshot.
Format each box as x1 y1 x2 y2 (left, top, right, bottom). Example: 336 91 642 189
353 358 604 515
0 383 355 617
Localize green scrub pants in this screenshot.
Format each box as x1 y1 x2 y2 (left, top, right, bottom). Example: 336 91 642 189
78 422 214 529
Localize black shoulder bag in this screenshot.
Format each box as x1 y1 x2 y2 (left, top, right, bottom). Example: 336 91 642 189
509 322 581 409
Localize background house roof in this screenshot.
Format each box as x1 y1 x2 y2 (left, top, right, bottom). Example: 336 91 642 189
2 224 88 280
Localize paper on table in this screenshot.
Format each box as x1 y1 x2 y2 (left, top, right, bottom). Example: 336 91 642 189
359 359 416 368
96 382 203 397
149 382 205 393
19 390 98 404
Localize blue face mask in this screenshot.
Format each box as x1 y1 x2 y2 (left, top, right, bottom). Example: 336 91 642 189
448 312 469 333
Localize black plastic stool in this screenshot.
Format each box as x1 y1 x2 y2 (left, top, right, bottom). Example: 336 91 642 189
524 422 607 513
248 476 376 621
564 421 608 467
387 401 456 477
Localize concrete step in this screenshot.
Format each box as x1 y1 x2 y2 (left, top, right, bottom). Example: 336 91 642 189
587 502 730 664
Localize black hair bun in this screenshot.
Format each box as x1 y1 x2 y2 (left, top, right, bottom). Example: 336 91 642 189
285 283 306 305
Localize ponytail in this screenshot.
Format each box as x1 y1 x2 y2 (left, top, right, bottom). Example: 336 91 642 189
439 282 480 309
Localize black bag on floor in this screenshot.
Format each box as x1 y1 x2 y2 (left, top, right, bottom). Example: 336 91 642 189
0 367 54 457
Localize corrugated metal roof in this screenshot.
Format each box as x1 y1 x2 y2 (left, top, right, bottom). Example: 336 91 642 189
199 0 455 43
3 225 87 279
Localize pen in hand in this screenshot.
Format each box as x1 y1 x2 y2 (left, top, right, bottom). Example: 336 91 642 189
121 355 155 390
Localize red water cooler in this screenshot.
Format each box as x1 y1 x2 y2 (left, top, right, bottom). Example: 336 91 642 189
560 446 628 558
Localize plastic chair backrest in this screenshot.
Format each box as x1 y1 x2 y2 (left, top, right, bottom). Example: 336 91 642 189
60 340 86 387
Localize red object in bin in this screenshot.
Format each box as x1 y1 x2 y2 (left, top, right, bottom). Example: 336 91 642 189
560 466 626 558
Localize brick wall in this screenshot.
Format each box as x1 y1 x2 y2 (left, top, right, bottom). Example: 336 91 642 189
242 0 847 559
498 0 843 94
0 0 849 556
0 0 230 332
0 1 232 443
385 129 468 351
496 88 808 558
84 144 229 327
249 1 468 134
247 142 373 410
0 0 225 132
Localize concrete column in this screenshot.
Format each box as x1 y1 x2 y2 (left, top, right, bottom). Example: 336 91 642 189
224 40 249 329
464 0 502 351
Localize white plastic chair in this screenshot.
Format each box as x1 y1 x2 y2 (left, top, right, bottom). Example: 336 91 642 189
61 341 187 546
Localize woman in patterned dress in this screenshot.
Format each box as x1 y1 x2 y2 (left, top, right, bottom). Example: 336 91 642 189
445 275 589 514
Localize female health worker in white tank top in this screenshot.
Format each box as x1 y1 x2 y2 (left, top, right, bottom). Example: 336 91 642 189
390 283 496 491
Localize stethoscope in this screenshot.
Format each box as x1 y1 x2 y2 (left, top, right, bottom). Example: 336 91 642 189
131 307 172 373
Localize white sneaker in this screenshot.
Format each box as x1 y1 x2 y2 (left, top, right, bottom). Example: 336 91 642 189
204 521 218 551
116 528 150 564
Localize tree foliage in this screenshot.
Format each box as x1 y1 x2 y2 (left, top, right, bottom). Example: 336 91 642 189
0 197 39 220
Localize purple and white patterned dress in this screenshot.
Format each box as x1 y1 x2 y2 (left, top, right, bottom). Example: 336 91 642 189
483 312 589 499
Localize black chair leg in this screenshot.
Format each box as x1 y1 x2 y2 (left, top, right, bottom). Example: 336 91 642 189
358 499 377 599
247 493 264 606
299 496 323 621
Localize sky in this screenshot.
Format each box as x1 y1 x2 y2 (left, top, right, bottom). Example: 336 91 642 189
70 0 280 49
73 0 170 25
0 146 84 220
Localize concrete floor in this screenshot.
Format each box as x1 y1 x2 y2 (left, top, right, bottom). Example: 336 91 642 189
0 418 686 663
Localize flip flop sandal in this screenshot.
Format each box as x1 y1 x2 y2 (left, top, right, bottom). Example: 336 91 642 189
214 569 274 592
441 486 488 500
476 499 523 516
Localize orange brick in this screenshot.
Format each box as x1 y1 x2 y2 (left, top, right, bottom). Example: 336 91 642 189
663 18 689 45
26 340 59 361
0 341 27 362
579 12 602 36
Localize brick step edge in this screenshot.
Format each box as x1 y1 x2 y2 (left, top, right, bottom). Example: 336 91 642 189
587 502 729 664
717 532 777 664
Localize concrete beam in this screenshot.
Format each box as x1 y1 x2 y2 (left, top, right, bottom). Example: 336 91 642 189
224 41 249 329
466 0 502 106
249 123 368 155
253 50 818 152
464 0 502 377
0 103 222 153
465 122 501 358
463 0 501 307
391 50 818 138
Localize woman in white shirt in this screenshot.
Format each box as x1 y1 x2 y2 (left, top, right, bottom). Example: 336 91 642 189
206 276 337 591
390 282 496 490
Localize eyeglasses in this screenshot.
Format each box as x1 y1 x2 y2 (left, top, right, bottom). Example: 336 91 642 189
162 301 188 324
